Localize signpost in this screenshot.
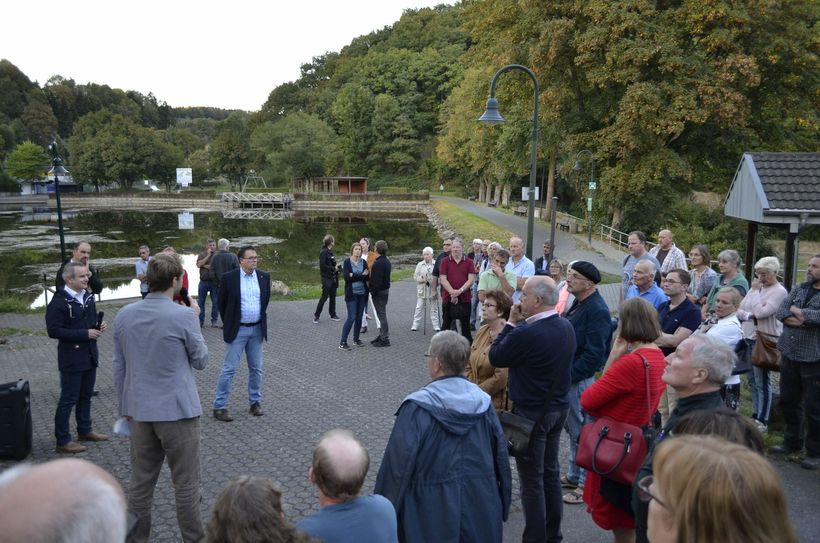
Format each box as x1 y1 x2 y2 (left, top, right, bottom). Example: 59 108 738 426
176 168 193 187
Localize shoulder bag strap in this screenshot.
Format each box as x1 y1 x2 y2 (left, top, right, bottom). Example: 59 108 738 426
639 353 652 422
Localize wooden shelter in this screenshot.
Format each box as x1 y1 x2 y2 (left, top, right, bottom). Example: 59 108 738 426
724 152 820 289
293 176 367 194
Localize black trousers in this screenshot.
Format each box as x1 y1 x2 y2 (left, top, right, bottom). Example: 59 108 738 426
779 356 820 457
441 300 473 344
314 277 337 318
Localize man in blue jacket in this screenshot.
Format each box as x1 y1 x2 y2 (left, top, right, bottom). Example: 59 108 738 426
46 261 108 454
375 331 511 542
490 276 576 543
559 261 613 503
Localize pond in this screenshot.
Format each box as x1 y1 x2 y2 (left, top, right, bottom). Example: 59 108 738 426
0 207 440 308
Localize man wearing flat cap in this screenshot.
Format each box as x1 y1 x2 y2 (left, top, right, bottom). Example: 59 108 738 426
560 261 614 499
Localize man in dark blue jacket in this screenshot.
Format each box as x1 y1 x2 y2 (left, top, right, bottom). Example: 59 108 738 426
375 331 511 542
213 245 271 422
559 261 613 500
46 262 108 454
490 276 576 543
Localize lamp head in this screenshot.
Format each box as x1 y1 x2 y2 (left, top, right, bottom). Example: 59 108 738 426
573 160 582 171
477 97 505 125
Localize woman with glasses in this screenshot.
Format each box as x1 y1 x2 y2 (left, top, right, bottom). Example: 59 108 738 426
685 244 715 308
466 289 512 413
736 257 788 432
548 258 566 284
579 297 667 543
643 434 797 543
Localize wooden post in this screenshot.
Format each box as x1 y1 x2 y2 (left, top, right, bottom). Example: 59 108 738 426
745 222 758 284
783 228 799 291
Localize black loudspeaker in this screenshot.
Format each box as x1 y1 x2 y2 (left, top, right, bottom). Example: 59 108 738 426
0 380 33 460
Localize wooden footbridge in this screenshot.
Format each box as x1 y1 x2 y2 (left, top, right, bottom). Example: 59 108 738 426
221 192 293 209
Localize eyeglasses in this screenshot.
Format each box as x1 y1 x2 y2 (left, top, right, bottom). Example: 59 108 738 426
636 475 668 510
424 353 436 359
483 302 497 308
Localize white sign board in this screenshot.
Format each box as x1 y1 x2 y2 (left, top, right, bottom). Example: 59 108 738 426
178 212 194 230
522 187 540 201
176 168 193 187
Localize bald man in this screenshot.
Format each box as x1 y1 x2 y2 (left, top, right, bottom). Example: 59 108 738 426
298 429 397 543
0 459 128 542
649 229 687 274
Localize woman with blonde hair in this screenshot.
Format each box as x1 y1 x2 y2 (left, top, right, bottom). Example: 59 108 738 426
736 256 788 432
643 434 798 543
695 287 743 410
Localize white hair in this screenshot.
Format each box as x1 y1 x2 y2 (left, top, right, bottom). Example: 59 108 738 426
218 238 230 250
755 256 780 274
422 246 434 256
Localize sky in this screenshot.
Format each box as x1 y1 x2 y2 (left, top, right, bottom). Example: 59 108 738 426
2 0 454 112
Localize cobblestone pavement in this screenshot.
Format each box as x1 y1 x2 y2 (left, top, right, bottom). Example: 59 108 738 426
1 279 817 542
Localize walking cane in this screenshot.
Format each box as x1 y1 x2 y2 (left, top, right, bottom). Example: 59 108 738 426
422 281 430 336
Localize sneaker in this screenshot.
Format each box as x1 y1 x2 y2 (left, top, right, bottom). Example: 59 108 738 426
754 420 768 433
330 315 341 321
313 317 320 324
801 457 820 470
374 339 390 347
353 339 364 347
361 327 368 334
338 343 352 351
411 327 418 331
211 321 218 328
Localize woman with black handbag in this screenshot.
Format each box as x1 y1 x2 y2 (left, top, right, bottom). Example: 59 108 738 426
736 257 787 433
579 298 667 543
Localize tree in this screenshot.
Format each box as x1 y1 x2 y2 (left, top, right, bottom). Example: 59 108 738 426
251 112 338 184
6 141 49 181
210 126 251 191
21 91 58 146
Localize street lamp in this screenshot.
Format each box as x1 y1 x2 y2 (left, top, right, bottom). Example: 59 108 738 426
478 64 540 260
573 150 596 247
48 141 68 263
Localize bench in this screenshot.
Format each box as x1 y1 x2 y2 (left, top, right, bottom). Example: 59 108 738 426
467 195 477 201
558 218 572 232
513 206 527 216
487 199 498 207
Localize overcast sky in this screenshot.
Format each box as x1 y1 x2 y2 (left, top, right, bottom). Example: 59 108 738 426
2 0 454 112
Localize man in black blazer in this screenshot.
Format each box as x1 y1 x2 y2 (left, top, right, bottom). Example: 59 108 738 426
55 240 103 295
213 245 271 422
490 275 576 543
533 240 554 276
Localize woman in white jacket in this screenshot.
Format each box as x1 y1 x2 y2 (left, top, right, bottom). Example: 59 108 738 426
411 247 440 332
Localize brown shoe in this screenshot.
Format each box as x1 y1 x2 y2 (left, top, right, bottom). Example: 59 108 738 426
56 441 87 454
213 409 234 422
78 431 109 442
249 403 264 417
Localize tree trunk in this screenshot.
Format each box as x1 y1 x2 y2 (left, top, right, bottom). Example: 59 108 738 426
544 154 556 222
478 179 486 202
611 206 623 230
501 183 511 207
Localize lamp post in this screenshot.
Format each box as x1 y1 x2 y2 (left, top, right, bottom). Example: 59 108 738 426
478 64 539 260
48 141 68 263
573 150 596 247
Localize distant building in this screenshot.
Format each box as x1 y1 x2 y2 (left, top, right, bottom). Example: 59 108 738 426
18 176 79 195
293 176 367 194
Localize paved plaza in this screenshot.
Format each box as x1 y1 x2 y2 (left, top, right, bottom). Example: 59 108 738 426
2 277 818 541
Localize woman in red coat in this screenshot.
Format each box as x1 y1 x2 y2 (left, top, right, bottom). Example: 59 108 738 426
580 297 667 543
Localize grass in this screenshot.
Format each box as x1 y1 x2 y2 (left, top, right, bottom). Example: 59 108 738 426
0 327 47 337
431 200 516 243
0 294 43 314
600 271 621 285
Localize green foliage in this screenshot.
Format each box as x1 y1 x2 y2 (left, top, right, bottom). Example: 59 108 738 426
210 123 251 190
6 141 49 181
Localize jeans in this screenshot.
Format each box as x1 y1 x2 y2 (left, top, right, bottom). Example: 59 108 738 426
371 290 390 340
779 356 820 457
514 406 569 543
197 280 218 325
54 368 96 445
213 324 263 409
470 283 480 327
341 294 366 345
314 277 338 318
746 339 773 423
128 418 204 543
564 376 594 486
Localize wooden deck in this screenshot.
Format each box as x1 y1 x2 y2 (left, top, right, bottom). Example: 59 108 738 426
221 192 293 208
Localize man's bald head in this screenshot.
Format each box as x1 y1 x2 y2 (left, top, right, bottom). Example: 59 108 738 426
0 459 126 543
310 429 369 502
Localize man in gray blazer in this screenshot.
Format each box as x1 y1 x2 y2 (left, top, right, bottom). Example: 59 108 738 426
113 252 209 543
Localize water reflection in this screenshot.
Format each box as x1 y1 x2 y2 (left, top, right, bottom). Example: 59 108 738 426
0 208 437 308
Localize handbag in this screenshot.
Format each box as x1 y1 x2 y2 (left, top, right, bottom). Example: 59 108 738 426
732 339 752 375
752 330 780 371
576 354 654 486
498 385 553 458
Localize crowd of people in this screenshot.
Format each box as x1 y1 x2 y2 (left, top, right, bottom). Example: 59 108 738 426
7 229 817 542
